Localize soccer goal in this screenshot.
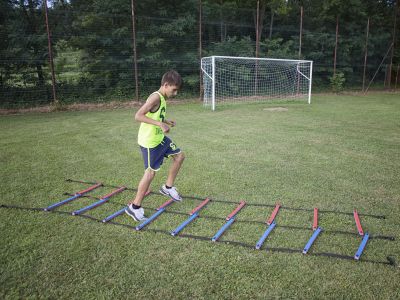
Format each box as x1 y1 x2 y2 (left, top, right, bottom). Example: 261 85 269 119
201 56 313 110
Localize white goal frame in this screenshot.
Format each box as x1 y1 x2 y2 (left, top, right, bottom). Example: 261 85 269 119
201 56 313 110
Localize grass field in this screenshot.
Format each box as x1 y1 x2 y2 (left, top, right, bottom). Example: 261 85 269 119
1 93 399 299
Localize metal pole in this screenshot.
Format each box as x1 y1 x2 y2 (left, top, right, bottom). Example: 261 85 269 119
362 18 369 92
255 0 260 95
131 0 139 101
256 0 260 58
388 1 398 89
297 6 303 95
308 61 313 104
299 6 303 58
212 56 216 111
220 0 223 42
44 0 57 104
199 0 203 101
333 16 339 76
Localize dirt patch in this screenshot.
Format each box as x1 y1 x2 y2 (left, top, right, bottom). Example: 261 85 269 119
0 99 200 115
263 107 288 112
0 101 143 115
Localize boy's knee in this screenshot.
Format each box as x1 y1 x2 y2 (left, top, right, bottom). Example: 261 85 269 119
145 169 156 179
177 152 185 162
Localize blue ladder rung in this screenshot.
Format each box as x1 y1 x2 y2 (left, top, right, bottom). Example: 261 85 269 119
303 227 322 254
102 207 126 223
136 208 166 231
211 218 236 242
255 222 276 250
72 197 109 215
171 212 199 236
354 233 369 260
44 194 81 211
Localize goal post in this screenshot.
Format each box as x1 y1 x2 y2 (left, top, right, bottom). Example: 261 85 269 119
200 56 313 110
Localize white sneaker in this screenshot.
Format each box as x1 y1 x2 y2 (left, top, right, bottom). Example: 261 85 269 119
125 204 147 222
159 185 182 202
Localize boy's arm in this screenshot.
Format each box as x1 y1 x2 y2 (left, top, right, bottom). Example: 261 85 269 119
135 93 170 133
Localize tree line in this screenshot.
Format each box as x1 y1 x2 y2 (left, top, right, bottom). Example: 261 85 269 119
0 0 398 108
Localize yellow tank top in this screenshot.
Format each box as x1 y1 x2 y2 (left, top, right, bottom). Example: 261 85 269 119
137 91 166 148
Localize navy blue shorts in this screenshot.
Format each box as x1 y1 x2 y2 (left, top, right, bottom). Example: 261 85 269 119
140 136 181 171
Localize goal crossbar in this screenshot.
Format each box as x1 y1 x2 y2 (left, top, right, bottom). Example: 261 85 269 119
208 55 312 63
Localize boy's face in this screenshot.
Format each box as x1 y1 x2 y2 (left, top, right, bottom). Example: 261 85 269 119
164 83 179 98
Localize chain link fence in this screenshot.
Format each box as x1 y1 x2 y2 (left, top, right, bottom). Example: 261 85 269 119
0 1 398 109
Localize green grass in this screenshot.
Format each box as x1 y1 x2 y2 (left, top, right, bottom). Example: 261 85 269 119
1 93 399 299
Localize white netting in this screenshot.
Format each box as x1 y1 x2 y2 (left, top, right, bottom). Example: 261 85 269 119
201 56 312 110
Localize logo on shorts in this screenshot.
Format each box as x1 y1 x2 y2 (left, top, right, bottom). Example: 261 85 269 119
170 142 177 150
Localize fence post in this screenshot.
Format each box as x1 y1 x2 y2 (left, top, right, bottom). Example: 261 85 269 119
388 1 398 89
362 18 369 92
131 0 139 101
333 15 339 76
44 0 57 105
299 6 303 58
254 0 260 95
199 0 203 101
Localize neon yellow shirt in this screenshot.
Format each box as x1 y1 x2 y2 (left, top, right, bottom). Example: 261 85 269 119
138 91 166 148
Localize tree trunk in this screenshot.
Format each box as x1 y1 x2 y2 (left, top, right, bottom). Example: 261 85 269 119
269 9 274 39
36 64 45 88
254 1 266 42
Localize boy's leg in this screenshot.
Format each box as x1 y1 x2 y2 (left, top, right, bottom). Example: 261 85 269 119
129 169 156 207
160 152 185 201
166 152 185 187
127 142 161 222
130 143 164 207
126 169 155 222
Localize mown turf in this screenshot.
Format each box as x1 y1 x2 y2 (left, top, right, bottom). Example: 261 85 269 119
1 93 399 299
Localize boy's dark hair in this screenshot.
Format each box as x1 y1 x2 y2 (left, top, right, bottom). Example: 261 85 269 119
161 70 182 88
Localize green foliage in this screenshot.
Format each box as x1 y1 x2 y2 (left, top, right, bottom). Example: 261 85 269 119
261 38 296 58
206 36 255 57
54 40 86 85
330 71 346 93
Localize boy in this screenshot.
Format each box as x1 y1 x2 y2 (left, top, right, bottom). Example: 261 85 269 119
125 70 185 221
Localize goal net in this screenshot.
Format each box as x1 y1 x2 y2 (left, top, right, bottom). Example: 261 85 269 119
201 56 313 110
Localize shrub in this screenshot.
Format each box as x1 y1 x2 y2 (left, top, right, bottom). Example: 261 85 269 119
330 72 346 93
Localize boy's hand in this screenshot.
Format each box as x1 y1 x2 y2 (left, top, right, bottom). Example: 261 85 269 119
160 122 170 133
165 119 176 127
